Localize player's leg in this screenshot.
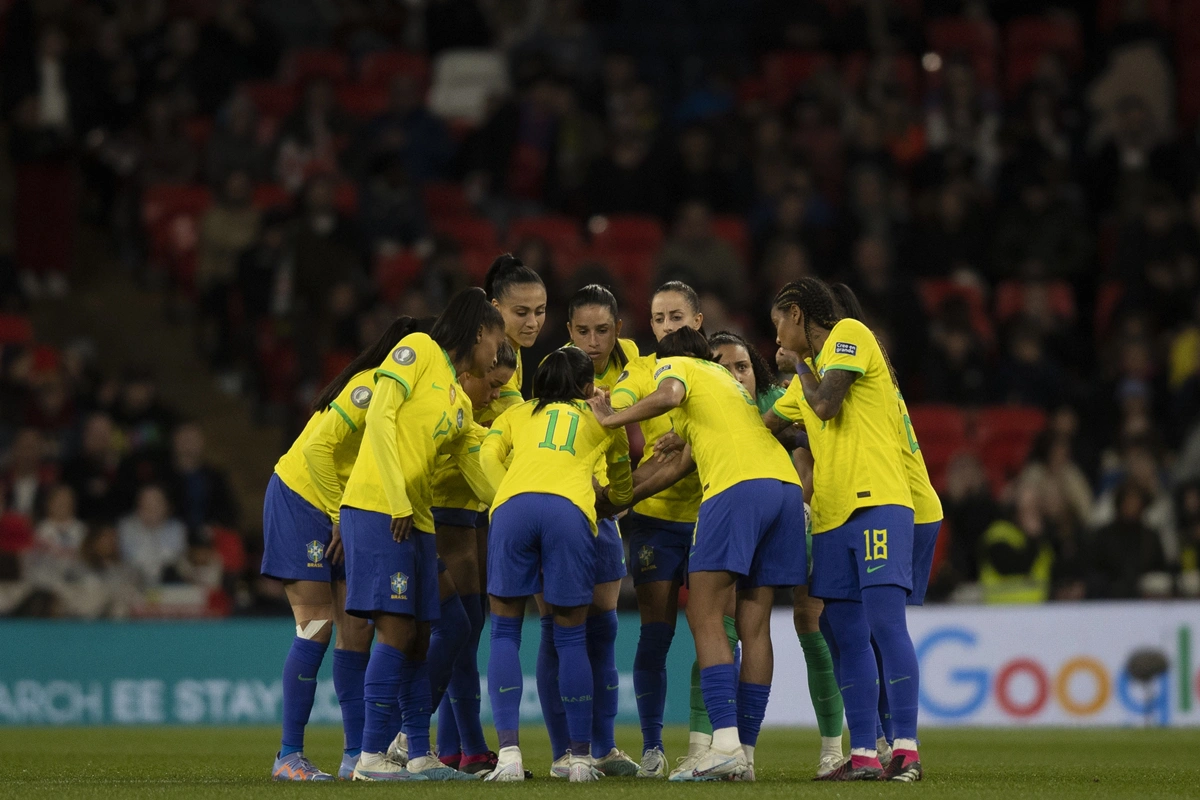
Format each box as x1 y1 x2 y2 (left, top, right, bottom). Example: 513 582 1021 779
486 595 528 782
633 577 678 777
534 592 570 769
275 579 335 780
331 578 372 779
586 517 635 774
733 584 776 781
422 564 468 769
680 586 737 772
794 585 844 774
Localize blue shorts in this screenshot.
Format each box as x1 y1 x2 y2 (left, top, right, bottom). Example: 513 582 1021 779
623 511 692 586
261 473 343 582
594 517 627 584
487 493 595 607
908 520 942 606
432 506 488 529
341 507 440 621
810 505 915 602
690 479 807 590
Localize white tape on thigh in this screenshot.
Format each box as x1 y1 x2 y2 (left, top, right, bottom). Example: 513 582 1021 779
296 619 329 639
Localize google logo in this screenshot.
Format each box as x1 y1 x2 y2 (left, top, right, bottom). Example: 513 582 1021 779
916 626 1199 725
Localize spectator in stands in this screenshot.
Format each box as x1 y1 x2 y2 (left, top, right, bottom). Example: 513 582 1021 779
922 307 990 405
995 322 1062 409
34 484 85 557
204 91 268 186
423 0 493 57
354 73 452 185
56 523 142 618
513 0 603 87
666 125 738 214
1042 481 1088 601
0 491 36 615
846 235 926 376
136 95 199 184
656 200 747 306
583 130 667 218
941 452 996 589
358 153 428 255
1114 185 1200 329
1092 436 1178 566
1017 430 1094 527
235 207 293 328
925 59 1001 184
112 368 177 454
992 168 1090 281
2 427 50 519
273 78 352 192
1174 480 1200 597
1089 481 1171 599
166 423 237 532
117 483 187 587
61 412 123 524
1086 94 1177 217
910 181 989 280
978 483 1054 604
196 0 280 105
838 165 907 263
291 175 362 322
197 169 261 373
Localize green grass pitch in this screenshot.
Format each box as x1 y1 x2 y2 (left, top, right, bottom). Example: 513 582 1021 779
1 725 1197 799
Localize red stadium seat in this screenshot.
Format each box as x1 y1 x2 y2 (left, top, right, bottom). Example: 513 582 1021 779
252 183 292 210
507 215 584 259
375 251 424 303
337 83 389 118
976 406 1046 447
908 404 968 444
588 215 664 253
711 215 750 265
994 280 1075 323
761 51 836 108
436 217 499 251
321 350 355 384
241 81 298 120
423 182 471 218
333 182 359 216
461 247 497 282
283 49 350 84
360 51 431 88
918 279 994 344
0 314 33 345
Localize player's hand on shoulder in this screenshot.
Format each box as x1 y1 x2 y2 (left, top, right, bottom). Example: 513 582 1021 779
587 393 616 426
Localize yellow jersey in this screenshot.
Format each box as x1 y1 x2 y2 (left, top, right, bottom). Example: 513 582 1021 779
653 357 799 502
612 354 702 523
340 333 485 532
430 404 494 514
897 393 943 525
483 399 632 532
485 344 525 420
273 369 374 522
772 318 912 533
588 338 641 391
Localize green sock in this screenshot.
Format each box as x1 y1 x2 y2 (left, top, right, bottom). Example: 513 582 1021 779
723 615 738 655
689 659 712 735
799 630 843 738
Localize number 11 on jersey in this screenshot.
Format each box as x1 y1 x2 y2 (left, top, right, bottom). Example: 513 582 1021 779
538 408 580 455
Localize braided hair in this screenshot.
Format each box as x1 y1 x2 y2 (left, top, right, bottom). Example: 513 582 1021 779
771 277 841 360
829 282 900 391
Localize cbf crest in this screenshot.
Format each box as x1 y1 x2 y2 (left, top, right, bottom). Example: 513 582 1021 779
390 572 409 598
456 408 465 428
638 544 655 571
306 540 324 566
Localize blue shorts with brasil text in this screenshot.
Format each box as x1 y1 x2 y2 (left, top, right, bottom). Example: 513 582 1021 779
690 479 807 590
623 511 692 586
261 473 343 582
810 504 915 602
487 493 596 607
341 507 440 621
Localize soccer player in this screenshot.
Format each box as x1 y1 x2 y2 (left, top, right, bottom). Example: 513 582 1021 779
484 254 548 419
763 277 920 782
340 288 506 781
262 315 427 781
528 284 642 777
591 327 807 782
481 347 634 782
429 342 518 776
608 281 706 778
712 331 847 778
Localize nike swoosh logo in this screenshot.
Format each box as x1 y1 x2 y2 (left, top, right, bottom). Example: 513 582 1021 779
889 676 912 685
298 675 316 682
817 692 841 701
839 684 853 692
498 686 520 693
606 684 619 691
432 383 445 390
635 692 653 699
866 564 886 573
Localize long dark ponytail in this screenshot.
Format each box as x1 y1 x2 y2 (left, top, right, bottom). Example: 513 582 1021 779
656 326 713 360
829 281 899 389
709 330 780 400
430 287 505 366
311 316 433 412
567 283 628 369
533 347 594 412
484 253 544 302
772 277 841 361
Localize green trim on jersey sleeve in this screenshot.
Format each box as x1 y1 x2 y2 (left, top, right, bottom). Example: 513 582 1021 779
375 370 412 397
328 402 358 432
822 364 866 375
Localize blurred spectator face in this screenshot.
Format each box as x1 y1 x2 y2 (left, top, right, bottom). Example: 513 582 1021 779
764 241 811 287
1115 96 1152 146
1014 484 1045 537
604 53 637 91
939 185 966 226
388 74 421 115
39 26 67 60
135 486 170 528
611 134 649 169
944 62 976 107
674 202 713 243
46 485 76 523
854 237 891 286
305 79 335 115
755 117 784 153
329 283 358 316
854 112 884 151
122 377 157 414
680 128 713 171
1049 406 1079 438
10 429 43 472
1009 328 1044 364
852 168 886 212
1124 446 1160 491
83 525 120 566
1117 483 1149 523
82 413 115 458
223 171 252 206
172 424 205 468
1119 339 1154 379
946 452 988 498
514 237 553 278
1020 181 1050 213
167 18 198 59
304 177 336 215
776 190 807 230
227 93 256 137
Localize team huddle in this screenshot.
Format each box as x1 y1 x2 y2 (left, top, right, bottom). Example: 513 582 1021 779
260 254 941 783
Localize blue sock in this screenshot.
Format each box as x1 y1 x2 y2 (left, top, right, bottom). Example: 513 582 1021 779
437 695 460 758
873 639 893 743
398 653 432 758
362 642 405 754
449 593 488 756
699 663 739 733
280 636 328 755
536 614 569 759
586 611 619 758
332 648 369 756
488 614 524 750
736 682 771 747
554 621 593 756
633 622 674 752
428 594 470 711
387 703 404 745
822 599 878 751
863 585 919 742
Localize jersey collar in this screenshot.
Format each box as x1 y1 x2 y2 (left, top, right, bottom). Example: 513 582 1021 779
440 347 457 379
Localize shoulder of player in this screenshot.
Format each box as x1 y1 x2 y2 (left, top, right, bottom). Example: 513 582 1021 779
617 338 642 361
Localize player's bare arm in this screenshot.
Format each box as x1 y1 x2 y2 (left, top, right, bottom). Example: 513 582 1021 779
799 368 857 421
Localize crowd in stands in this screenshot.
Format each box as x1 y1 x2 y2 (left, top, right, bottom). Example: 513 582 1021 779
5 0 1200 613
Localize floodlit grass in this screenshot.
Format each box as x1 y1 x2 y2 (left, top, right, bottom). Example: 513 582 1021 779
1 725 1197 799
